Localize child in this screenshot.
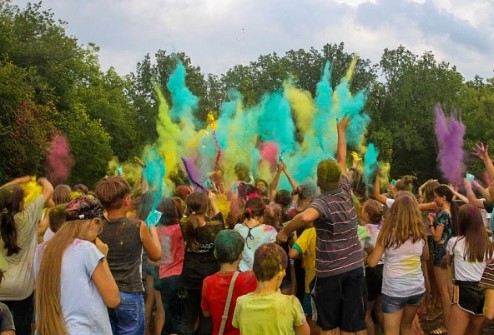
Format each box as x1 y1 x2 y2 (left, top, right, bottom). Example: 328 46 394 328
180 191 224 335
446 204 493 335
94 176 161 335
367 192 429 335
288 227 318 335
232 243 309 335
154 197 186 335
201 230 257 335
358 199 384 335
234 197 277 271
34 195 120 334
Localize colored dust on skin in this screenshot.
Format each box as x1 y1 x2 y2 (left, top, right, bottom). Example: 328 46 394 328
46 134 74 184
434 104 465 186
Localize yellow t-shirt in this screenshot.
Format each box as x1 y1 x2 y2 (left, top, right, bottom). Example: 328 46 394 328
232 291 305 335
292 228 316 293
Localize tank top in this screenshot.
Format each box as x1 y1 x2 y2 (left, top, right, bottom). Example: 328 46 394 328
99 217 143 293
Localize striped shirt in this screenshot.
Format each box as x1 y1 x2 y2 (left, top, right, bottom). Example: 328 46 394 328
309 175 364 277
480 260 494 289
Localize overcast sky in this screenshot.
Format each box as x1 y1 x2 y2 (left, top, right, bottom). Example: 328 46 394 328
12 0 494 80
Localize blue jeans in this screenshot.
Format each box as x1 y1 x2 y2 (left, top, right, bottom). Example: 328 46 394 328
108 292 144 335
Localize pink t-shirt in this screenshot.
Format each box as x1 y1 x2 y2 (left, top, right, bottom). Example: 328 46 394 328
156 224 185 278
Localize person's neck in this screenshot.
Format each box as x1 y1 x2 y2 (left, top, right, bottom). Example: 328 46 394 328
219 261 239 273
441 202 451 213
255 278 279 294
245 217 262 228
105 208 128 220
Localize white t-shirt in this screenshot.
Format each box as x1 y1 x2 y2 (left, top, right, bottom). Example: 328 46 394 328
0 196 44 300
234 223 277 271
34 239 112 334
446 236 488 282
382 238 425 297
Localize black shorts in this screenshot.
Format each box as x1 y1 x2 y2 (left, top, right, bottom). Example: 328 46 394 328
314 267 366 332
365 264 383 302
452 281 485 315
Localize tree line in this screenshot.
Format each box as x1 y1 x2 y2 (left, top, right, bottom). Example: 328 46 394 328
1 1 493 188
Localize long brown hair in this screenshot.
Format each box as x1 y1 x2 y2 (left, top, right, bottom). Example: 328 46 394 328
456 204 493 262
35 219 90 335
0 186 24 256
377 192 426 249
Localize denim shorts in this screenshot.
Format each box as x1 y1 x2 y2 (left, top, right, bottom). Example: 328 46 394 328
433 243 446 267
381 293 423 314
108 292 145 335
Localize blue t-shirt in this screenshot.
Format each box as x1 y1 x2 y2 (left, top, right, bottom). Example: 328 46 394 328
35 239 112 334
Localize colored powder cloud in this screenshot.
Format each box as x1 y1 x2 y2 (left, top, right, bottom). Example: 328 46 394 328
46 134 74 184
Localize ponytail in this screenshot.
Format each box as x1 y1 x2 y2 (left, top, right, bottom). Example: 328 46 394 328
184 192 209 251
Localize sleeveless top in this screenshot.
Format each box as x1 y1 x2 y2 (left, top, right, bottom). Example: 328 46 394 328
99 217 143 293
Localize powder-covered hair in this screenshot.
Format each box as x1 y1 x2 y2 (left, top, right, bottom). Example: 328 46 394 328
214 230 245 264
0 185 24 256
253 243 287 282
94 176 131 210
377 191 426 249
456 204 493 262
49 204 67 233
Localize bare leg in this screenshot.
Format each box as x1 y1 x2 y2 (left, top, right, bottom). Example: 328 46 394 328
433 266 451 330
154 289 165 335
383 308 403 335
144 273 156 335
465 315 485 335
400 305 419 335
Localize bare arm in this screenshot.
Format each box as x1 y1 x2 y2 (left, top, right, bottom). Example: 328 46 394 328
373 173 389 205
336 117 349 176
283 165 298 191
0 176 32 189
464 179 484 208
37 177 54 203
269 162 284 202
92 238 120 308
366 241 385 267
428 213 444 242
485 289 494 320
447 184 469 204
474 143 494 181
421 240 430 262
140 222 161 261
294 321 310 335
276 208 319 243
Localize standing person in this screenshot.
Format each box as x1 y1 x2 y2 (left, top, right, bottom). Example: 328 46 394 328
234 197 277 271
154 197 186 335
277 118 367 335
95 176 161 335
446 204 493 335
232 243 309 335
201 230 257 335
0 176 53 335
428 185 458 335
34 195 120 334
367 192 429 335
180 191 224 335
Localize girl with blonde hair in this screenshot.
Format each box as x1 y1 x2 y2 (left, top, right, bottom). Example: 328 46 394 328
34 195 120 335
367 192 429 335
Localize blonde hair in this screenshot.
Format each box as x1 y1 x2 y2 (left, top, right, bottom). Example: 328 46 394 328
377 191 426 249
35 219 89 335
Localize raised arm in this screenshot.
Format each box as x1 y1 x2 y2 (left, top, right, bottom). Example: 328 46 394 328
474 143 494 181
336 118 349 176
269 162 285 202
276 208 319 244
37 177 54 204
283 165 298 191
373 172 389 205
463 179 484 208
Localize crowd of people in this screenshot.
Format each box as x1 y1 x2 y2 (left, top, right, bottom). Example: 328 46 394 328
1 118 494 335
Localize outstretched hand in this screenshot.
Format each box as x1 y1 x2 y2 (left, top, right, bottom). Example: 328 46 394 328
337 117 350 132
473 142 489 160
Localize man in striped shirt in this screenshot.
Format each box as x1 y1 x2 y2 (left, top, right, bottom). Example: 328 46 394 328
277 118 366 335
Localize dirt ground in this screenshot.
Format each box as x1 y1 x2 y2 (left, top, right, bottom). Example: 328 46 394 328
417 315 494 335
